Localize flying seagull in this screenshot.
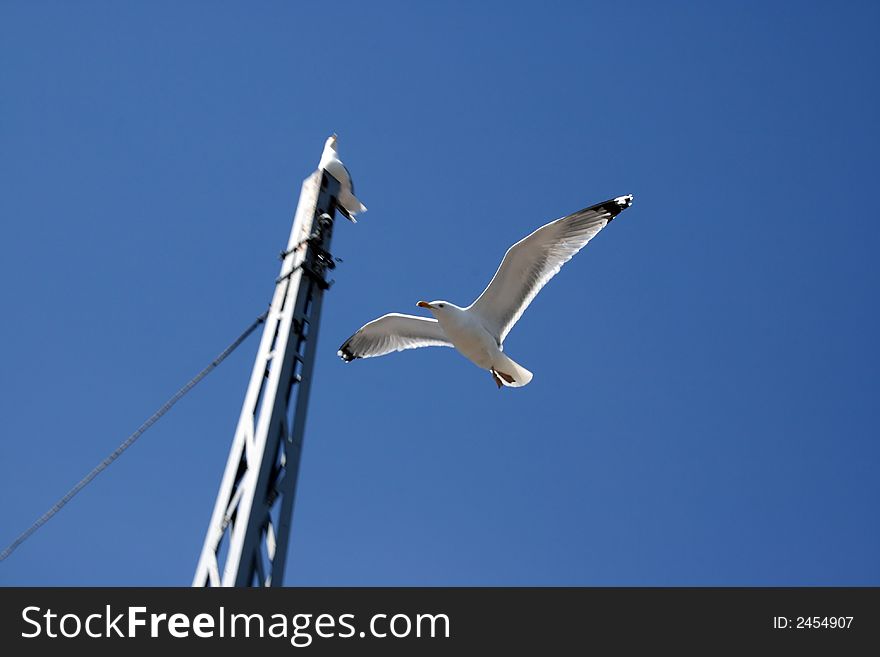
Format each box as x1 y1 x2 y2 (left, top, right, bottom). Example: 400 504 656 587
319 134 367 222
338 194 633 388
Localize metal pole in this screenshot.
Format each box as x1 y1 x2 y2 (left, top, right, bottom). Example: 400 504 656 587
193 165 342 587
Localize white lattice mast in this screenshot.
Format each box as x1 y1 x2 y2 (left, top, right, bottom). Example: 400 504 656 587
194 141 353 587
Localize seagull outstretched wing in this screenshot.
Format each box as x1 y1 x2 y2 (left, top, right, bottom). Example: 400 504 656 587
467 195 633 344
338 313 452 362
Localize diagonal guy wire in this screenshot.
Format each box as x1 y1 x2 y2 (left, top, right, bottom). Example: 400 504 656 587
0 310 268 562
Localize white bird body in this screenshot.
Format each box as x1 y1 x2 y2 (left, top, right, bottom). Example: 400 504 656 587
319 134 366 221
421 302 535 387
338 194 634 388
434 304 497 369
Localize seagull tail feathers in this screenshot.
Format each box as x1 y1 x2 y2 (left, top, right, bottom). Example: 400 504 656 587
339 188 367 217
493 353 533 388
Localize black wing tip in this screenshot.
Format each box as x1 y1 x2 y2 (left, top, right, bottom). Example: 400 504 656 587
337 343 358 362
604 194 634 223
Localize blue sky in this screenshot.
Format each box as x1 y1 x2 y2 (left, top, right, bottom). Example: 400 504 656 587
1 1 878 586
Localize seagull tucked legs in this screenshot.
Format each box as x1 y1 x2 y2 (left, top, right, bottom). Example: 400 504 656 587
493 369 516 387
491 369 504 388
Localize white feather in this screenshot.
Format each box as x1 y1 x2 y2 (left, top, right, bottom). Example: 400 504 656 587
468 195 633 343
338 313 451 361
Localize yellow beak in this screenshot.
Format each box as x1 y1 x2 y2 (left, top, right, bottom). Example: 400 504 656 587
416 301 433 309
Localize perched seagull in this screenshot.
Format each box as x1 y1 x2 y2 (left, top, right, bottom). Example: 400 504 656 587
338 194 634 388
319 134 367 222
